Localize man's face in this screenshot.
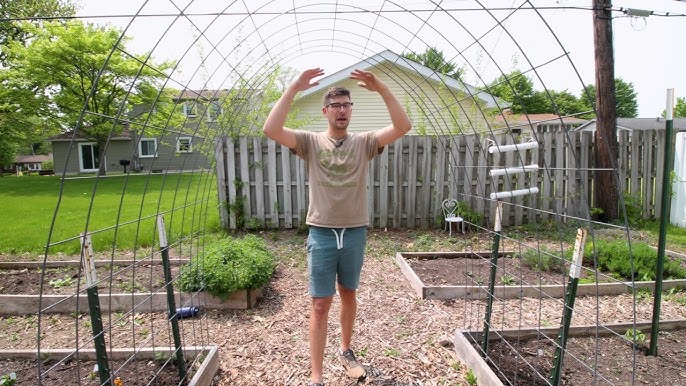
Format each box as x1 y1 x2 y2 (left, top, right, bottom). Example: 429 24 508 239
322 96 353 131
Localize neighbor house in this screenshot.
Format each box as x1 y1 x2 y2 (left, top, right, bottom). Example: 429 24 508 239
493 111 587 136
574 117 686 133
291 50 506 135
15 154 53 172
50 90 224 175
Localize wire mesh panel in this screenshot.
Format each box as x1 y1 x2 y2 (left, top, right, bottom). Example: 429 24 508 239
0 0 684 385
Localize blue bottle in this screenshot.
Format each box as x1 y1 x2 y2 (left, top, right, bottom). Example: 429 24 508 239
175 306 199 319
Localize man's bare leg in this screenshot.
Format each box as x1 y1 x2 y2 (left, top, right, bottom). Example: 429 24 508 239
310 296 333 384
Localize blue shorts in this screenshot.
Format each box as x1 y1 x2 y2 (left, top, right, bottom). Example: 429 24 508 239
306 226 367 297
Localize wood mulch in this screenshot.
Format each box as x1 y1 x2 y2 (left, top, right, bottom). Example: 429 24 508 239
0 229 685 385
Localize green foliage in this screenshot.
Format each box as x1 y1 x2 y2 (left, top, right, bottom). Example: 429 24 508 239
580 78 639 118
2 20 177 175
624 328 646 349
0 372 17 386
48 276 73 289
521 248 567 273
545 89 585 116
457 201 483 228
0 0 76 66
178 234 276 299
617 193 645 227
402 47 464 79
41 160 54 171
486 71 548 114
584 240 686 281
674 97 686 118
465 369 478 386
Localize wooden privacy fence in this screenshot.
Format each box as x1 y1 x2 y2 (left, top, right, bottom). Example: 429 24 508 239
215 130 668 230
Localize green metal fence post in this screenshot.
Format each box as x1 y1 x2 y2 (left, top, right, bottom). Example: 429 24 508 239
549 228 587 385
481 201 503 355
157 215 188 382
649 89 675 356
81 232 111 386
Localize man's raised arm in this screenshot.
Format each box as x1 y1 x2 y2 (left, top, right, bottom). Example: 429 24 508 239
350 69 412 147
262 68 325 149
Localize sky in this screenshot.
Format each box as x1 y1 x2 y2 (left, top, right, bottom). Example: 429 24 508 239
74 0 686 118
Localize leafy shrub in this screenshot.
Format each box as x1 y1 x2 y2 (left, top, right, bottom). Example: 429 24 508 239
584 239 686 281
618 193 645 227
521 247 568 273
178 234 276 299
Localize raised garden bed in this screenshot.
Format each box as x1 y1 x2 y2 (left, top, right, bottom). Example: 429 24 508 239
0 345 219 386
454 321 686 386
396 251 686 300
0 259 263 315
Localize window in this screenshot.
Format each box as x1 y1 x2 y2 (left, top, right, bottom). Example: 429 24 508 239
182 102 197 118
176 137 193 153
207 102 221 122
138 138 157 158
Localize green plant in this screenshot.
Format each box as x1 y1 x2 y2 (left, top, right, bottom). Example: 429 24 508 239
357 347 369 358
521 248 567 273
383 348 400 357
48 276 73 289
618 192 644 227
178 234 276 299
624 328 646 349
585 240 686 281
457 201 483 228
465 368 478 385
41 160 54 170
500 275 515 285
0 372 17 386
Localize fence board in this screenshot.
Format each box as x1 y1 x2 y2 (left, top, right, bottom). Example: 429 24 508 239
280 145 293 228
420 136 433 229
253 137 266 226
379 147 389 228
218 131 668 230
239 138 251 225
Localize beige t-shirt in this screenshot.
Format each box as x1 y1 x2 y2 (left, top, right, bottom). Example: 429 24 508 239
292 131 382 227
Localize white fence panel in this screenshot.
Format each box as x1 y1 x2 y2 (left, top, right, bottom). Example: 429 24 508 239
671 132 686 227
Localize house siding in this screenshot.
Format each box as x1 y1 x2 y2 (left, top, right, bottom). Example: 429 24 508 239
52 134 212 175
292 64 487 135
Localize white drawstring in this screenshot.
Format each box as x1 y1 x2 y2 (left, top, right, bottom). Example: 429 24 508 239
330 228 346 249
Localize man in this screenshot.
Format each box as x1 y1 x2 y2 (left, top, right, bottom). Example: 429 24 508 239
263 67 411 386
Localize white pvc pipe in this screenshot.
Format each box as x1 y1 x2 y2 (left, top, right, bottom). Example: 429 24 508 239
489 187 539 200
488 141 539 154
489 164 539 177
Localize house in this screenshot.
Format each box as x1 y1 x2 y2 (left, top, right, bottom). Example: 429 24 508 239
9 154 53 174
573 117 686 133
50 96 218 175
493 111 587 136
292 50 505 135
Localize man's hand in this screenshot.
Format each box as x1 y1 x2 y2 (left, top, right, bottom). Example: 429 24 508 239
350 69 387 93
292 68 325 93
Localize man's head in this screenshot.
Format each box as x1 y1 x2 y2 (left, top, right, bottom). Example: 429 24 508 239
322 87 353 132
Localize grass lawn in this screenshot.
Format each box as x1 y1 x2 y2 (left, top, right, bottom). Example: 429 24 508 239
0 173 220 256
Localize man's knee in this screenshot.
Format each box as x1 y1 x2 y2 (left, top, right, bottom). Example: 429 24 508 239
311 296 333 318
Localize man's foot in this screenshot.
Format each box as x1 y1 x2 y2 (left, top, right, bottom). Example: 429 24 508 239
339 349 366 378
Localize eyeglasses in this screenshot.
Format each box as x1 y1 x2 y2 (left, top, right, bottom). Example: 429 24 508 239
325 102 353 110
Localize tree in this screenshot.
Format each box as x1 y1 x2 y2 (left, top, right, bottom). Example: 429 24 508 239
545 90 585 116
0 0 76 66
674 97 686 117
580 78 638 118
403 47 464 80
486 70 548 114
2 20 179 175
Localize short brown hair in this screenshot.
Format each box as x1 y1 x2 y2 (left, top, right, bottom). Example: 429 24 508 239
323 87 351 106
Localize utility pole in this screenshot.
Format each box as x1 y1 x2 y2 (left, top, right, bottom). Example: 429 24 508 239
593 0 619 222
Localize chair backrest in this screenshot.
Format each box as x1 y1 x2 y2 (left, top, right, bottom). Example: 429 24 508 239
442 198 459 218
